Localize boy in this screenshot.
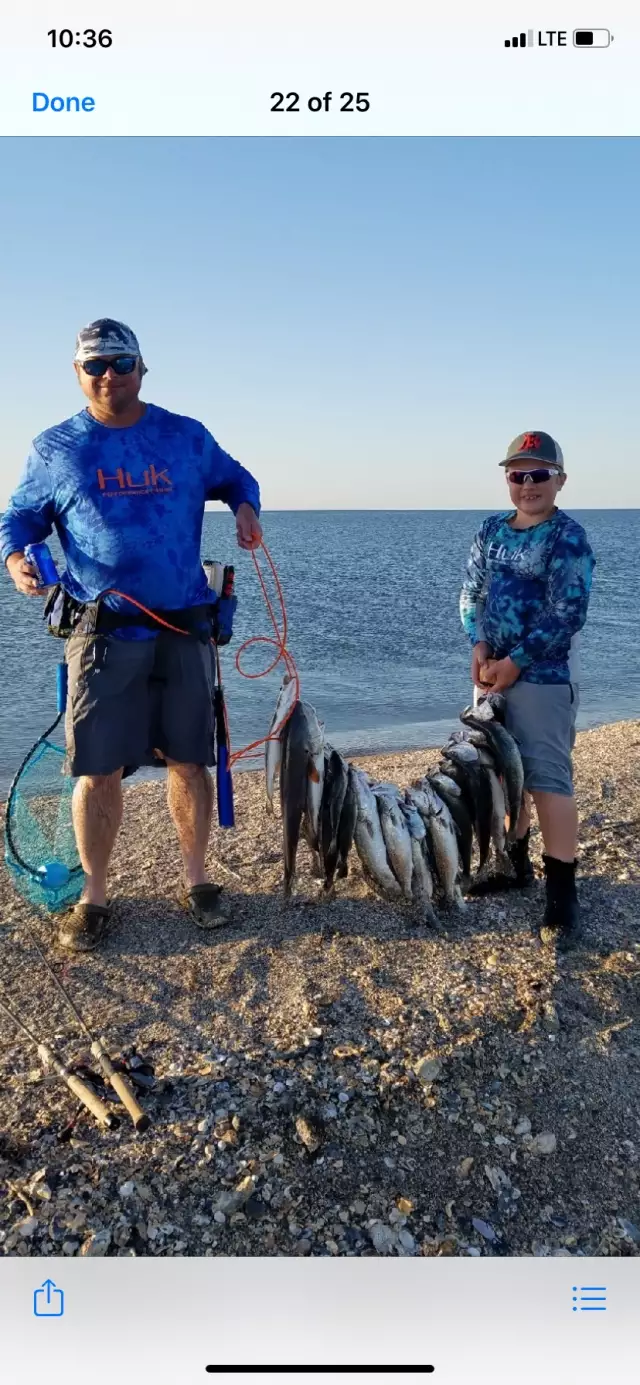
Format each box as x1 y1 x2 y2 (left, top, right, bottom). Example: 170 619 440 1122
459 430 595 950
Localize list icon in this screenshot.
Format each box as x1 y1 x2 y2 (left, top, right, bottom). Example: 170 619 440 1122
572 1285 607 1312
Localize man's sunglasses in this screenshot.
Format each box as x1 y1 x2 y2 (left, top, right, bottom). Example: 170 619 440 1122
506 467 559 485
80 355 138 377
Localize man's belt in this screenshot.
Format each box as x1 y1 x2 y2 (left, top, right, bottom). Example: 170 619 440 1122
45 584 227 646
90 602 214 640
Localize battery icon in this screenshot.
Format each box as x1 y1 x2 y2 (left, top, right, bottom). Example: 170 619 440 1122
573 29 611 46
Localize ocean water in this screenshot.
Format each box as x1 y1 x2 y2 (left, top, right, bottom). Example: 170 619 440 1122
0 510 637 794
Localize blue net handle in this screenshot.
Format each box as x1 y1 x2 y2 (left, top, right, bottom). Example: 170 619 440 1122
56 662 68 715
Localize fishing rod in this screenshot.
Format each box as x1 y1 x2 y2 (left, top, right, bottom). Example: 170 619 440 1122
0 992 117 1130
12 916 150 1132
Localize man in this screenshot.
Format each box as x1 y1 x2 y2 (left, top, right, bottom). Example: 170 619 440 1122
459 430 595 949
1 318 262 951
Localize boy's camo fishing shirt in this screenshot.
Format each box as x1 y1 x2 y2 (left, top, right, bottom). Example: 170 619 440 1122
459 509 595 684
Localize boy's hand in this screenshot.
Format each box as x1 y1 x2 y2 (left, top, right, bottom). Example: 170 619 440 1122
480 656 520 693
471 641 492 687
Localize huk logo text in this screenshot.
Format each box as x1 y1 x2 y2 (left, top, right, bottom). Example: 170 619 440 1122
96 466 173 497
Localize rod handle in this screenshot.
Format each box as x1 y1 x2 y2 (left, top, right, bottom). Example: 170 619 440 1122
91 1040 151 1131
38 1043 114 1128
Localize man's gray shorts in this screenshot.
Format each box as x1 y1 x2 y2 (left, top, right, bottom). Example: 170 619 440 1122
503 681 579 798
64 631 216 777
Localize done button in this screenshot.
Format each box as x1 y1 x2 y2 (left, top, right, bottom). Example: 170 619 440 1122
33 93 96 112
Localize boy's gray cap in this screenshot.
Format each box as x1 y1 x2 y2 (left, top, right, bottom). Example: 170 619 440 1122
500 431 564 471
74 318 147 373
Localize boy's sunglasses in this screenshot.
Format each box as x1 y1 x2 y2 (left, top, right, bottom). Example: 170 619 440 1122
506 467 559 485
80 355 138 377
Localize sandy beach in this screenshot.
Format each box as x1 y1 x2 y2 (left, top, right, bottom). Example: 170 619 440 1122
1 720 639 1259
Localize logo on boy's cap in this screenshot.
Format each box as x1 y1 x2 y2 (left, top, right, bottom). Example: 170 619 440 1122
499 430 564 471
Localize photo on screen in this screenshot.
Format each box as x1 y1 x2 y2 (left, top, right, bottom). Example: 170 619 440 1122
0 135 638 1265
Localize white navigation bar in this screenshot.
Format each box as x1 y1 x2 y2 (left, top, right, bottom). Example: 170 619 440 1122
0 1 637 136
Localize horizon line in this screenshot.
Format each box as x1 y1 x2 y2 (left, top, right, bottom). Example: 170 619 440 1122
208 505 638 514
1 504 637 515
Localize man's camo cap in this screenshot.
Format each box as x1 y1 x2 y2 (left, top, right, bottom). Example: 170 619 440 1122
74 318 147 374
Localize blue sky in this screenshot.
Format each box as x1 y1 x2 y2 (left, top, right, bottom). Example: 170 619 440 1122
0 136 638 509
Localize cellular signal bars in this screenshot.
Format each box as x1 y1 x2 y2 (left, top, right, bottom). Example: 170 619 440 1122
505 31 534 47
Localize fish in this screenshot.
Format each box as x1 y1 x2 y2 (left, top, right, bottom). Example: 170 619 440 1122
336 766 358 879
352 771 403 900
375 790 413 898
450 726 493 754
306 731 326 848
429 770 461 798
465 729 493 751
265 673 298 814
427 773 474 880
475 690 507 724
280 700 324 896
438 758 493 872
401 801 437 919
442 740 480 766
462 698 493 724
447 728 474 745
475 746 498 771
407 784 463 908
485 764 509 868
410 838 437 917
300 815 324 880
302 744 330 873
320 750 349 891
461 708 524 839
406 781 443 819
436 760 475 818
457 742 508 863
399 800 427 841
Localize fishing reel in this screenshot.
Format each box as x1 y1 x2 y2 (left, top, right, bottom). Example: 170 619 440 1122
202 560 236 646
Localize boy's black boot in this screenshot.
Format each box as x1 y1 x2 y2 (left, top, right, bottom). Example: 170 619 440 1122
467 828 534 896
540 854 582 950
508 829 535 886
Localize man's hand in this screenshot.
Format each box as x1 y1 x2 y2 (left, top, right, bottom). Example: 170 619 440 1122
479 655 521 693
471 641 492 688
235 504 263 552
6 551 45 597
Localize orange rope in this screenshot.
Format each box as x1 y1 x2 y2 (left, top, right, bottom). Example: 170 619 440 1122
105 539 299 771
227 542 299 766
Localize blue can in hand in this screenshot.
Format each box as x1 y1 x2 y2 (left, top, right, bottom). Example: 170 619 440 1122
24 542 59 588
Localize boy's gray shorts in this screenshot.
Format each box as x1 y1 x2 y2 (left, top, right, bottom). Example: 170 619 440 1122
64 630 216 777
503 681 579 798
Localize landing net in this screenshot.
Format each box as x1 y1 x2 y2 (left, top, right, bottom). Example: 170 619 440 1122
4 714 83 913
